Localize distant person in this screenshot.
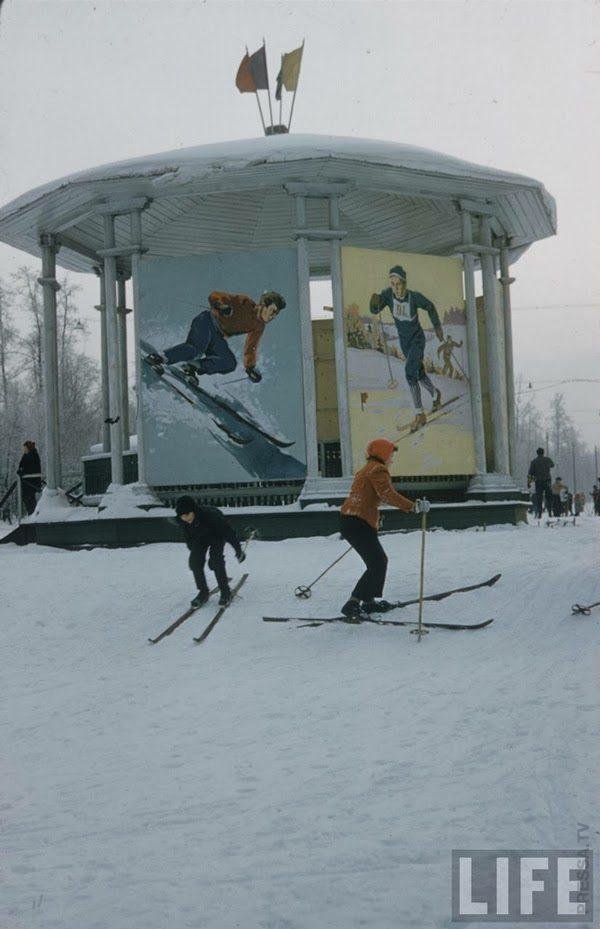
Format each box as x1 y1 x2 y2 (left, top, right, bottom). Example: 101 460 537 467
550 477 566 517
592 483 600 515
527 447 554 519
17 440 42 516
574 491 585 516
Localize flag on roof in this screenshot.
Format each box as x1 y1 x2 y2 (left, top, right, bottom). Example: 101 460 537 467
275 44 304 101
236 45 269 93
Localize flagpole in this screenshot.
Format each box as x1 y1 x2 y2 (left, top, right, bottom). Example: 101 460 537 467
263 38 275 131
278 54 283 126
246 45 266 134
287 38 304 131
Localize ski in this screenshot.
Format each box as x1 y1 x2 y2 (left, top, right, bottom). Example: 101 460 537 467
148 583 223 644
291 616 495 631
572 600 600 616
396 394 463 437
268 573 501 625
193 573 248 644
371 572 501 612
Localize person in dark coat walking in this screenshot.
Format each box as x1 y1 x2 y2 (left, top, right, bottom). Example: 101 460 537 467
527 447 554 518
175 495 246 607
17 440 42 516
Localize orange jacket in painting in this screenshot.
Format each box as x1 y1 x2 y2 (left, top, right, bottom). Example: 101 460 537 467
341 457 414 530
208 291 265 369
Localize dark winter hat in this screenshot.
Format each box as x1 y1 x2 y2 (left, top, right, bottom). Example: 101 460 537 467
260 291 286 312
175 495 197 517
537 447 544 455
388 265 407 281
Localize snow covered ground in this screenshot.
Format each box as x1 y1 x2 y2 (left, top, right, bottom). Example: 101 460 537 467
1 517 598 929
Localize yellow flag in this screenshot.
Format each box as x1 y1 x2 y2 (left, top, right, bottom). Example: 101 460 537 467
275 45 304 100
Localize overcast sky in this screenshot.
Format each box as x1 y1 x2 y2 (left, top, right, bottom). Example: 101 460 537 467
1 0 599 447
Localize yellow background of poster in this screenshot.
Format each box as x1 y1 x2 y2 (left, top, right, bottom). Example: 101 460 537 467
342 246 476 476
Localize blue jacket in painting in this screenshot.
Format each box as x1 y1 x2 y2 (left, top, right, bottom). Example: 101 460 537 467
370 287 442 342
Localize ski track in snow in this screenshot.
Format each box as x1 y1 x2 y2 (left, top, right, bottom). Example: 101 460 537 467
1 518 598 929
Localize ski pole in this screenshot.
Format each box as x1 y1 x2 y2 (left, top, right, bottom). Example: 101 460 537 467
572 599 600 616
410 508 429 641
294 546 352 599
450 349 470 384
378 315 398 389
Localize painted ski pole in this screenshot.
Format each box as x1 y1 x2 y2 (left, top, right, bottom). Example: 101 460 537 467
379 315 398 389
410 507 429 641
294 546 352 599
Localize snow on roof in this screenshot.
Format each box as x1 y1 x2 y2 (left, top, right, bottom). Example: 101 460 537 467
0 133 552 223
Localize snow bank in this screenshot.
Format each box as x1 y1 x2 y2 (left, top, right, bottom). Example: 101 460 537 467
1 517 598 928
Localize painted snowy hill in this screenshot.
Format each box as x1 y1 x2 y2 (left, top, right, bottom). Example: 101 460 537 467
1 517 598 929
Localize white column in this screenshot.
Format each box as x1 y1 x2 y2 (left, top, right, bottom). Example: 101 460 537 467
116 271 131 450
480 216 510 475
294 194 319 478
499 239 517 478
130 209 147 485
94 266 111 453
329 196 353 475
102 214 124 485
39 236 61 489
460 211 487 477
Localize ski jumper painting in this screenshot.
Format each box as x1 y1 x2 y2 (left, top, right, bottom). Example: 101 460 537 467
150 290 286 382
139 248 307 486
369 265 443 433
341 246 476 477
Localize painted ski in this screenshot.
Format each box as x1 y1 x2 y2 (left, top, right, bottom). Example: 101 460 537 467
193 574 249 644
396 394 464 437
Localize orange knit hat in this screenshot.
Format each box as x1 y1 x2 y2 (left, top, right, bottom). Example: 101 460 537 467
366 438 398 461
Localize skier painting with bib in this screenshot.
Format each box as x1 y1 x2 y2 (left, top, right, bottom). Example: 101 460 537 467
147 290 286 385
370 265 444 432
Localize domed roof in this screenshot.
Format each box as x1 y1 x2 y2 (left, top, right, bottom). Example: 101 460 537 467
0 134 556 273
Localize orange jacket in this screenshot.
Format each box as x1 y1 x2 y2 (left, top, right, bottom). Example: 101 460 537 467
341 458 414 530
209 291 265 369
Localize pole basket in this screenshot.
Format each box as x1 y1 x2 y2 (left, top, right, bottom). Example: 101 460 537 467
295 585 312 599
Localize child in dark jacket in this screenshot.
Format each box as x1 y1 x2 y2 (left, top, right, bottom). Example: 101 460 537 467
175 495 245 607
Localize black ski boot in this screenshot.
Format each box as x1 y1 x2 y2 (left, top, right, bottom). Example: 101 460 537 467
191 590 209 609
361 598 393 614
182 363 201 387
218 589 233 607
341 597 363 623
146 352 165 374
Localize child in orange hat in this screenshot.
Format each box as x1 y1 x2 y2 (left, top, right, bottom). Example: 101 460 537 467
339 438 429 618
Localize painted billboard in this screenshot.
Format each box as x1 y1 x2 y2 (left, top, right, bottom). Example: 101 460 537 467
138 248 306 485
342 247 475 475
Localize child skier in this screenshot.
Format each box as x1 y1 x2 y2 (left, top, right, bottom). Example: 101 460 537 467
339 437 430 618
175 495 246 607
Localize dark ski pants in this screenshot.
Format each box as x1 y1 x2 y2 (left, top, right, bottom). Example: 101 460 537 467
533 479 553 518
340 514 388 601
164 311 237 375
398 328 435 410
189 542 230 596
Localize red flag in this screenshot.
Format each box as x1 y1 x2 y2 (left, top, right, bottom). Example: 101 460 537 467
236 46 269 93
